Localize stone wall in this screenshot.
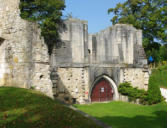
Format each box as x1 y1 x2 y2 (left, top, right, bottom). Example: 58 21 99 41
31 25 53 97
54 19 147 69
88 24 144 65
52 18 89 67
53 67 89 104
0 0 53 97
120 68 149 90
0 0 32 87
89 67 120 86
51 18 149 103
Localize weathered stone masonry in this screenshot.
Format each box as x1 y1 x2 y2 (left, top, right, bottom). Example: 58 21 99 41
0 0 53 97
0 0 149 104
51 18 149 103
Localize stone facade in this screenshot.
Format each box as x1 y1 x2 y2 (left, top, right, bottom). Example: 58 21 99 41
0 0 53 97
0 0 149 104
120 68 149 90
52 68 89 104
51 18 149 103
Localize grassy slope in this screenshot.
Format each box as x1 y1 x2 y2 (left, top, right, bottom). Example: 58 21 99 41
151 65 167 88
75 101 167 128
0 87 101 128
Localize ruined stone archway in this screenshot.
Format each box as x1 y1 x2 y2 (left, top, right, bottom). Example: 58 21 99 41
89 75 119 102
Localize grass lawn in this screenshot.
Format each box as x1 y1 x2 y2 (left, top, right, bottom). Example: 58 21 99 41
75 101 167 128
151 65 167 88
0 87 101 128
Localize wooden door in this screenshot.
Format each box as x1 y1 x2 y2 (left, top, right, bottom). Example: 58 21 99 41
91 79 113 102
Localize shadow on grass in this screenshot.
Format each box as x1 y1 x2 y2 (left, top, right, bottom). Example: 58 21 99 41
0 87 101 128
98 111 167 128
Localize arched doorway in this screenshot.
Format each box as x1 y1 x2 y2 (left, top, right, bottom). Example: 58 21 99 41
91 78 113 102
90 75 119 102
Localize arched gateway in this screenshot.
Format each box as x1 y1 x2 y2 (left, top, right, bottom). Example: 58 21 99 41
90 75 119 102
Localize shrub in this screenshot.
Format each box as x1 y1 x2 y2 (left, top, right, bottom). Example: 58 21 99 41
147 75 164 105
118 82 148 104
119 80 164 105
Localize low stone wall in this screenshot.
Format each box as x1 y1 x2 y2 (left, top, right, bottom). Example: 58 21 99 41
119 94 129 102
160 88 167 102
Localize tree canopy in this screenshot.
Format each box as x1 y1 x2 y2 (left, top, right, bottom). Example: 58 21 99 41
19 0 65 55
108 0 167 62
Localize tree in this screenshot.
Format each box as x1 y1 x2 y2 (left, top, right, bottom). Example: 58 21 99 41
19 0 65 55
108 0 167 62
159 44 167 61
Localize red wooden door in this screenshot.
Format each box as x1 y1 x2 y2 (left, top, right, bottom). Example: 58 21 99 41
91 79 113 102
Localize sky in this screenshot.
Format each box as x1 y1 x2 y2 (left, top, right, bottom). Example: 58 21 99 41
63 0 126 33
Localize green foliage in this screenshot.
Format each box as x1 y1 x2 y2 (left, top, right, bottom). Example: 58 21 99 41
119 80 164 105
19 0 65 55
108 0 167 63
146 64 167 104
159 44 167 61
118 82 148 104
0 87 101 128
147 74 164 104
145 44 167 63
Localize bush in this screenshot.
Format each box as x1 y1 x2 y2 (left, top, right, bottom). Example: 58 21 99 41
147 75 164 105
119 81 164 105
118 82 148 104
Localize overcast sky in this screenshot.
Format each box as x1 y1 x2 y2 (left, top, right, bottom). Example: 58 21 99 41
63 0 126 33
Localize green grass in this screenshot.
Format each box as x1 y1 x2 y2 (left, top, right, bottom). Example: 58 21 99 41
75 101 167 128
151 65 167 88
0 87 101 128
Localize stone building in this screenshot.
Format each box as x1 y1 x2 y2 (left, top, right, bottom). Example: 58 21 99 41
0 0 149 104
51 18 149 104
